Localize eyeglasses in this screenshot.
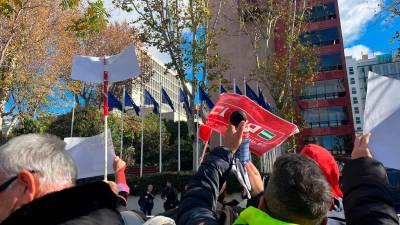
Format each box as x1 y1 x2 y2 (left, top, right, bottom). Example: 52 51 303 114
0 176 17 193
0 170 37 193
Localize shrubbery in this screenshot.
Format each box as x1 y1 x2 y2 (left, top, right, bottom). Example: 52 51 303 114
77 172 244 196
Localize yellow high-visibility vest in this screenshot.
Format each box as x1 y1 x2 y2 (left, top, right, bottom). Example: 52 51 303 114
233 206 298 225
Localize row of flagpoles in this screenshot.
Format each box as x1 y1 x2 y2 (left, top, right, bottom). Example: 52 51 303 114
69 45 276 180
70 78 271 176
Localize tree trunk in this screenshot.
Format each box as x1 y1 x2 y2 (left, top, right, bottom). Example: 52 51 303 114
0 98 7 144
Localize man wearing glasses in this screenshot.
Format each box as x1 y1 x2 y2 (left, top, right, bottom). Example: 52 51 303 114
0 134 123 225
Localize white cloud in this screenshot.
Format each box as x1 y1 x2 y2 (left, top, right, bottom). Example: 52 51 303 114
344 44 383 60
338 0 381 45
104 0 137 23
148 46 172 64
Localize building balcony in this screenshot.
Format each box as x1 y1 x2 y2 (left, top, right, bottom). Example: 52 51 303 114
300 124 354 137
298 91 346 102
298 97 350 109
305 18 338 32
308 0 336 7
317 69 346 80
318 42 343 55
304 119 351 129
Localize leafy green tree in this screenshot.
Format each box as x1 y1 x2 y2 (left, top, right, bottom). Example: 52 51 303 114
112 0 226 161
0 0 109 143
163 120 194 171
381 0 400 55
12 105 175 169
236 0 320 150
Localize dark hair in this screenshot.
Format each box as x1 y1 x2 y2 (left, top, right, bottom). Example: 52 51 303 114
265 154 332 224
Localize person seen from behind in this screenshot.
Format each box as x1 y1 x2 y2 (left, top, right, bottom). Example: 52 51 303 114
177 121 332 225
161 181 179 211
300 144 346 225
341 133 399 225
0 134 123 225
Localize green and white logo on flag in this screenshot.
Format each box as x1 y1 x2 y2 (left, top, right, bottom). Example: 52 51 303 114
258 129 275 140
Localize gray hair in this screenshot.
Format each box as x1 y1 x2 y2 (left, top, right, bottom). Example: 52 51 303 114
0 134 77 189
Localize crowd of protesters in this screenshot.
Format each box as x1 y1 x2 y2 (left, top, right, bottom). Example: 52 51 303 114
0 120 399 225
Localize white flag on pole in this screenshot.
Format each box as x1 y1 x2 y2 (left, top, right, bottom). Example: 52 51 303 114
364 71 400 170
71 45 141 83
64 132 116 179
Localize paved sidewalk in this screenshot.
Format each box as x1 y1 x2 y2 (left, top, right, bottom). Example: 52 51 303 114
127 193 243 216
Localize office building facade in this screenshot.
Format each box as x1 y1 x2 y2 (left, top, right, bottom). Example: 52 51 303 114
346 53 400 133
209 0 355 160
294 0 355 157
131 54 187 121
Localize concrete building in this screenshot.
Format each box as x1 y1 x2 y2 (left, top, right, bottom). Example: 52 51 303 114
346 53 400 133
209 0 275 103
131 54 187 122
209 1 280 173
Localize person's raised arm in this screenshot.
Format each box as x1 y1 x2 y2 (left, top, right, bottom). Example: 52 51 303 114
177 122 245 225
113 156 129 207
342 134 399 225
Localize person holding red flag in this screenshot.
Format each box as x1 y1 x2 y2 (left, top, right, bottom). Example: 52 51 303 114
177 120 332 225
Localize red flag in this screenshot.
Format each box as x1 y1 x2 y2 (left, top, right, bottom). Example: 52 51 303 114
205 93 298 156
199 124 212 143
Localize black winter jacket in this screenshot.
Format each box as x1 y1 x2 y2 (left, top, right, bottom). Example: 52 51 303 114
0 181 123 225
342 157 399 225
177 147 233 225
161 186 179 210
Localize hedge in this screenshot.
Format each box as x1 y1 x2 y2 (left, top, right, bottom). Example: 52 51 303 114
126 172 243 196
76 171 244 196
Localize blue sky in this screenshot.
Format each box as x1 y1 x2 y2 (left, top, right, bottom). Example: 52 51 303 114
339 0 400 59
105 0 399 62
34 0 398 116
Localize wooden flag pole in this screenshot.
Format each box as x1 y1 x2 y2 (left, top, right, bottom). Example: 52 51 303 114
199 142 208 165
70 99 75 137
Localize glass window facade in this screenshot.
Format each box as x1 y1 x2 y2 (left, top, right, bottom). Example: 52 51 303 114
302 106 349 128
306 3 336 23
319 53 342 72
356 117 361 124
300 79 346 100
304 135 353 155
351 87 357 94
350 78 355 84
354 107 359 114
349 67 354 75
300 27 339 47
353 97 358 104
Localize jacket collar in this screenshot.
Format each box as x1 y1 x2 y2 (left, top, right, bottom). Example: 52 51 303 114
1 181 119 225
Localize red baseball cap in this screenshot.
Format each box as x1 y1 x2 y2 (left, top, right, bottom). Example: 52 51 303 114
300 144 343 199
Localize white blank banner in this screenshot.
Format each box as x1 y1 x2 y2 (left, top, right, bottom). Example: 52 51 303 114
71 45 141 83
364 72 400 170
64 132 116 179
